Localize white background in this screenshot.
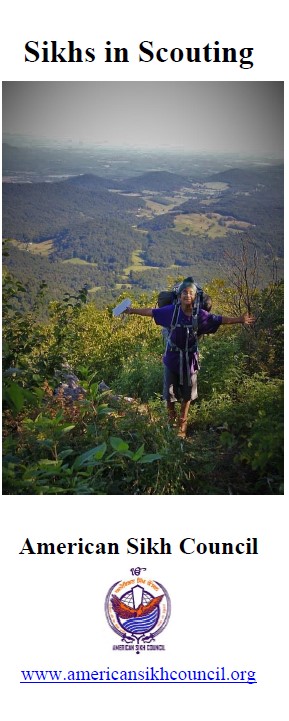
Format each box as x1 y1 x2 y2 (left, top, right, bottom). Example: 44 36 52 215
1 2 287 720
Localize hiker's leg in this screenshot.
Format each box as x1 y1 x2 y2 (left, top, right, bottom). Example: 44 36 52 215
163 366 179 423
178 400 190 437
180 399 190 422
167 399 177 424
177 372 198 437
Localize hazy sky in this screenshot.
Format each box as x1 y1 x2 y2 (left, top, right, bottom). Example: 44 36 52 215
2 82 283 156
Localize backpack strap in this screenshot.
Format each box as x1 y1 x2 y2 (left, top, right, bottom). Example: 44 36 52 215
170 302 181 331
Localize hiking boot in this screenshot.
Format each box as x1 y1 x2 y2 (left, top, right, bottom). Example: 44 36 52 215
177 418 188 438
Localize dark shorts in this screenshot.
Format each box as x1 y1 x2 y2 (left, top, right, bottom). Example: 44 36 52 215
163 365 198 403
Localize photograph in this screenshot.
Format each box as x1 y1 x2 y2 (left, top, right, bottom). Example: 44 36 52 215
2 81 284 496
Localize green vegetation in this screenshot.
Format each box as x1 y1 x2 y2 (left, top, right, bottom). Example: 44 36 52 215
122 249 159 276
62 258 98 266
9 238 55 256
174 212 252 238
2 266 283 495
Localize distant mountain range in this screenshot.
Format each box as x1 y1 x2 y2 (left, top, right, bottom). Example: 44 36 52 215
2 163 284 311
120 170 189 192
207 164 283 191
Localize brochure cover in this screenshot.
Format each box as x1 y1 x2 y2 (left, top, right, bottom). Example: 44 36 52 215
1 3 286 720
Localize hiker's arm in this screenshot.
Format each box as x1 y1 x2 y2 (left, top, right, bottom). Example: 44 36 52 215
221 312 255 326
124 307 153 317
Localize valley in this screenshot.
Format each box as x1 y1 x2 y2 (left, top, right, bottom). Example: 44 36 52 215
2 142 284 310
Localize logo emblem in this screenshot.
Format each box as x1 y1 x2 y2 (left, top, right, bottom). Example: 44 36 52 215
105 568 170 652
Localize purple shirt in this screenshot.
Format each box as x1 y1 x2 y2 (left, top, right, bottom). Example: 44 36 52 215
152 304 222 374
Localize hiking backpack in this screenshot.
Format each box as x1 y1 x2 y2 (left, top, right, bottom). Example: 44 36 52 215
157 276 212 313
157 277 212 384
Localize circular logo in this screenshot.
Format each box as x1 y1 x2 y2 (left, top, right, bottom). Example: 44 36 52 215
105 576 170 643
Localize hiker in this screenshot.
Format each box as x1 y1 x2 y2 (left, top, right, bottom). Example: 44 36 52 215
124 279 255 437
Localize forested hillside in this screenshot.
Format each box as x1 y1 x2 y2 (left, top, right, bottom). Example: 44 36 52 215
2 162 284 309
2 174 143 241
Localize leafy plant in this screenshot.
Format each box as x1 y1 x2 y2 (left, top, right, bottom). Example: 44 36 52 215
2 270 283 495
